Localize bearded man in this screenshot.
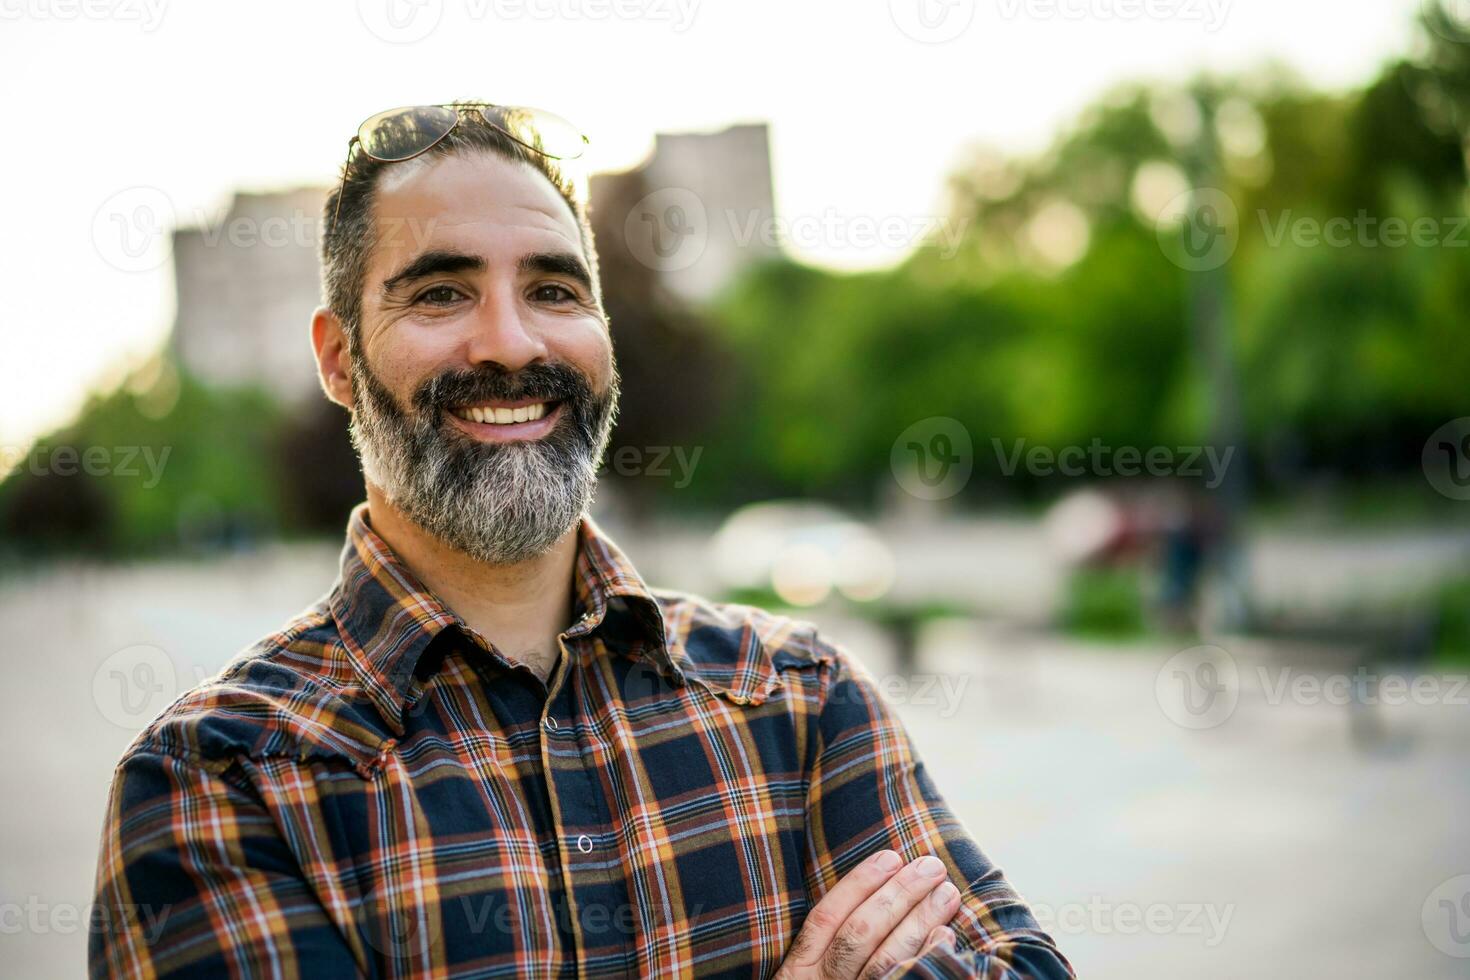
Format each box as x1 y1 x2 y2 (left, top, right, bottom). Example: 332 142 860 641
90 103 1072 980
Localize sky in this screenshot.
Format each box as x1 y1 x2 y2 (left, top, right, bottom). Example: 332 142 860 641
0 0 1432 452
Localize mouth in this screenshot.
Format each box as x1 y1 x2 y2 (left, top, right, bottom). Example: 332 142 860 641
445 398 563 442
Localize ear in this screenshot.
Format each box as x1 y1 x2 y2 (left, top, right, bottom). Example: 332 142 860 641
311 306 354 410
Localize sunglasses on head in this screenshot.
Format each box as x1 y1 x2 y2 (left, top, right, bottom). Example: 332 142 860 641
330 102 589 234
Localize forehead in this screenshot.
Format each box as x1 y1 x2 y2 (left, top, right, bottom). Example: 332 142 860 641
368 151 585 265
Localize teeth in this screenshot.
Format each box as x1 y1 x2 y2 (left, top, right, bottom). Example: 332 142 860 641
453 402 552 424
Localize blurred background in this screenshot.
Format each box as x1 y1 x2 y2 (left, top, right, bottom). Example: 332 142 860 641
3 0 1470 976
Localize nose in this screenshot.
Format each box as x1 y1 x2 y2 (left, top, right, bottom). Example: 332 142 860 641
462 287 548 373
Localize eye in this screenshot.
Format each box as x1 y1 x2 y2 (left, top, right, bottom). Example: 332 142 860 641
416 284 466 306
530 283 577 304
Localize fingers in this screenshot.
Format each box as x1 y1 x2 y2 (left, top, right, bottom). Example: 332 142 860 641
782 849 904 968
819 855 951 979
921 925 957 954
857 880 961 979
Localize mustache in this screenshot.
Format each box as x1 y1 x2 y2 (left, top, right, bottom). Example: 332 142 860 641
411 363 596 415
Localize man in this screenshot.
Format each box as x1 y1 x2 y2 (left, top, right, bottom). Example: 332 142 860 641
90 103 1072 979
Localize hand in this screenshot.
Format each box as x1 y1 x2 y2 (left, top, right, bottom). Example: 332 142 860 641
776 849 963 980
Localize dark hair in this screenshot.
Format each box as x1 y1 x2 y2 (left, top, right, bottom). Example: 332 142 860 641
319 106 601 355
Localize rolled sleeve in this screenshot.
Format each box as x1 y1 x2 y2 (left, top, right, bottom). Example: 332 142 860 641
802 644 1074 979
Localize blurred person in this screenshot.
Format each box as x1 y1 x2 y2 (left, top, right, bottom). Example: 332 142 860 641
88 103 1071 979
1150 485 1220 635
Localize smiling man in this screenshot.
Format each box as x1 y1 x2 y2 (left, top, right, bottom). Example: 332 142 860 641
90 104 1072 979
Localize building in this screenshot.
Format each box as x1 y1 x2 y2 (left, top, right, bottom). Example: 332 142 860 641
171 187 327 405
593 123 779 304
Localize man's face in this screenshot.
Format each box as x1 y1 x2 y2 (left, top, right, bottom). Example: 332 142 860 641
342 150 618 564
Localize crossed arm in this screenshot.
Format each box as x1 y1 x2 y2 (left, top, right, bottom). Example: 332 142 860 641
778 647 1074 979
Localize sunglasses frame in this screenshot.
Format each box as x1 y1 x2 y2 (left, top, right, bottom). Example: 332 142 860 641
328 102 588 236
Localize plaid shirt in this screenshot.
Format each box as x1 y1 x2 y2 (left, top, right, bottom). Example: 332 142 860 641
91 504 1072 979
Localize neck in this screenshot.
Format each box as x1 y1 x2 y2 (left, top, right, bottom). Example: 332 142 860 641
363 484 580 682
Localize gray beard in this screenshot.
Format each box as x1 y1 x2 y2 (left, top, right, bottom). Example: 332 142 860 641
348 358 617 565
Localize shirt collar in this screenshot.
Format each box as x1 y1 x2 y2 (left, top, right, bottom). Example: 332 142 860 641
331 504 683 735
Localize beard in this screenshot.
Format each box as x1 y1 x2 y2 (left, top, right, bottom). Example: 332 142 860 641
348 355 618 565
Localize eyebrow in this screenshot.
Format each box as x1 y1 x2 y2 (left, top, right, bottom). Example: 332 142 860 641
378 249 594 296
381 249 485 293
519 251 594 295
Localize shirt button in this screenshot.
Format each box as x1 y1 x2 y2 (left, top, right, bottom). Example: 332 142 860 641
576 834 593 854
544 716 558 732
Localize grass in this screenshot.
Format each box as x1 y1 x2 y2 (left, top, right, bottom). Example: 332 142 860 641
1056 566 1148 640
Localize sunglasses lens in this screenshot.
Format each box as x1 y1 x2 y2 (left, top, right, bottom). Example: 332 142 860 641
482 106 589 161
358 105 460 161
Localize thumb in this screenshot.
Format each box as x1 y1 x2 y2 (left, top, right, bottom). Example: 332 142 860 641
920 925 956 954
